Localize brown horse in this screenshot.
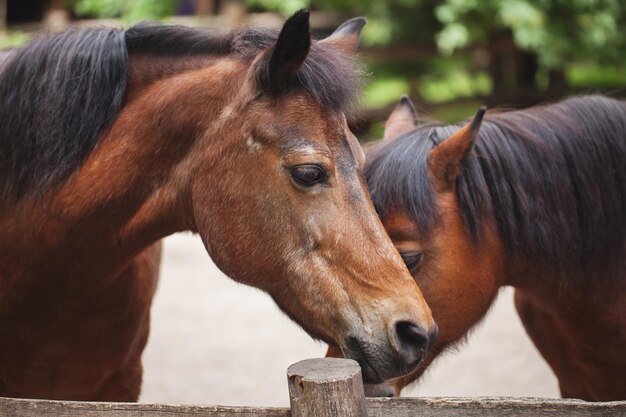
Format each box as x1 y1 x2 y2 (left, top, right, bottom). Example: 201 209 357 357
0 12 437 401
351 95 625 401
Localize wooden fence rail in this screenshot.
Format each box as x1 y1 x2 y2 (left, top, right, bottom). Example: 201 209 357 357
1 358 624 417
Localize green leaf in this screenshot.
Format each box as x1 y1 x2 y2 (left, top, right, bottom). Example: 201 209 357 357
436 23 470 55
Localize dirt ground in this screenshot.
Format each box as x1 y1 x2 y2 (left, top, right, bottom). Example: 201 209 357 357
139 233 560 407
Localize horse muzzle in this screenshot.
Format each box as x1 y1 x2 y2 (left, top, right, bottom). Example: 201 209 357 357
341 321 438 383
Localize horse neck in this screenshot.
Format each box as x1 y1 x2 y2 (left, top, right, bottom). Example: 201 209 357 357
5 57 247 280
464 103 626 308
124 53 228 102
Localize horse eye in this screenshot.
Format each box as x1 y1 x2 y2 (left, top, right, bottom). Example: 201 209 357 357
400 252 422 270
290 165 326 186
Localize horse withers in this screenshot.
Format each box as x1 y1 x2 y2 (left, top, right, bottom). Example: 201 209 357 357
344 95 625 401
0 12 436 401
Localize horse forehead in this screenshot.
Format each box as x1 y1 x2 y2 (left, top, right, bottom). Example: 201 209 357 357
330 132 363 175
301 130 362 170
260 97 360 166
301 113 361 167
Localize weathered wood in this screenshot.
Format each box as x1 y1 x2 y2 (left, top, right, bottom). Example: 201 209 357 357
365 397 626 417
288 358 366 417
0 396 290 417
1 395 625 416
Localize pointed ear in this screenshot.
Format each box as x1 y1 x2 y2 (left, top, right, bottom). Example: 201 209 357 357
262 10 311 91
384 95 418 140
318 16 367 54
428 107 486 190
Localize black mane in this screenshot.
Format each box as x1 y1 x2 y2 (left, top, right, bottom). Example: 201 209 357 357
0 23 361 198
0 27 127 198
365 95 626 283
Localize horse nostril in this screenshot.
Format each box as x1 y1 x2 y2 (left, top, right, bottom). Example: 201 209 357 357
394 321 430 363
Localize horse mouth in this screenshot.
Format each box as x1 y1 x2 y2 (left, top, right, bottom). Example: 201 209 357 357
340 333 429 384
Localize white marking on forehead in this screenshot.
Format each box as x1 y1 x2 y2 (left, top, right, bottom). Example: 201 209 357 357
219 102 237 121
246 135 263 152
211 101 242 133
294 145 323 155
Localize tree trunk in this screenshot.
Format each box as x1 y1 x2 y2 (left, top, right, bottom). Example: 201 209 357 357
487 35 547 107
515 49 539 91
547 68 568 98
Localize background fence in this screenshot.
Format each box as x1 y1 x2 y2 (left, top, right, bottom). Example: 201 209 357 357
1 358 624 417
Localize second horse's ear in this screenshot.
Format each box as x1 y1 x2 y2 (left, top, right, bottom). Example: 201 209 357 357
428 107 486 191
318 16 367 54
384 96 418 140
258 10 311 92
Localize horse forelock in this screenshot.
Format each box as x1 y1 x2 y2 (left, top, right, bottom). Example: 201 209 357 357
365 95 626 285
364 128 442 240
249 36 364 113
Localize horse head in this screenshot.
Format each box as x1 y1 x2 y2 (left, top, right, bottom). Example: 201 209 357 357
189 13 437 383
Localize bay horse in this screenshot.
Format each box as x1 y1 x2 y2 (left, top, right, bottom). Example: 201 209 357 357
0 12 437 401
351 95 625 401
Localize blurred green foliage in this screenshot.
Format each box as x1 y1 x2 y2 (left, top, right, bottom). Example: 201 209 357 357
73 0 179 20
435 0 624 68
245 0 626 112
66 0 626 70
247 0 309 15
248 0 625 69
0 31 31 48
56 0 626 114
568 61 626 88
363 77 410 108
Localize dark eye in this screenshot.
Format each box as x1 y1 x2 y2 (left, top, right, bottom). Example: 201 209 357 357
400 252 422 270
290 165 327 186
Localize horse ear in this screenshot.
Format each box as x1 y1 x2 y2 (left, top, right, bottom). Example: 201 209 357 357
428 107 486 190
318 16 367 54
265 9 311 88
384 95 418 140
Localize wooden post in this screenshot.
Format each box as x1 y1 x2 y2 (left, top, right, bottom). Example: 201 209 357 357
0 0 6 32
288 358 367 417
44 0 69 32
195 0 216 16
218 0 246 28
